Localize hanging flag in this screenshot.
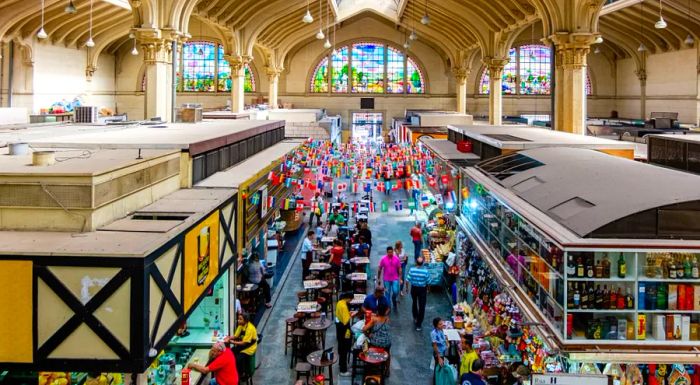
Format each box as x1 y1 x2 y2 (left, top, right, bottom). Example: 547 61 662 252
435 194 444 205
381 201 389 212
283 199 291 210
250 192 261 205
392 180 401 191
351 182 359 193
450 190 457 204
405 179 413 190
428 176 437 187
324 202 330 213
441 174 450 185
268 196 276 209
461 187 469 199
336 182 347 192
420 194 430 208
394 200 403 211
296 202 305 212
268 171 275 181
407 199 417 210
369 202 376 213
364 182 372 193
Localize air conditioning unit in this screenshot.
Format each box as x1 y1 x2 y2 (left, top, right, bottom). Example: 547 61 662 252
74 106 98 123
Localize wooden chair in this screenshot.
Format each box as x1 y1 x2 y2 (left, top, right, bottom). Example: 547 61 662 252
290 328 308 369
285 317 298 355
295 362 312 383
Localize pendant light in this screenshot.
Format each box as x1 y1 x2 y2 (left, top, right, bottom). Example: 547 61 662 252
685 0 695 46
421 0 430 25
403 29 410 49
594 36 603 44
315 0 324 39
638 1 646 52
409 0 417 40
37 0 48 39
594 47 601 54
130 35 139 56
323 1 331 48
303 0 313 24
85 0 95 47
655 0 667 29
65 0 77 14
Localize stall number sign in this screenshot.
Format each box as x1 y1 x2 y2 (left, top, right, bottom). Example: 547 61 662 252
532 374 607 385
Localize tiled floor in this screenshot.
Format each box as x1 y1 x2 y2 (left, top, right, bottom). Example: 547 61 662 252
253 189 453 385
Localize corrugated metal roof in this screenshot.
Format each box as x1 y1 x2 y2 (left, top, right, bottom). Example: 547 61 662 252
485 147 700 237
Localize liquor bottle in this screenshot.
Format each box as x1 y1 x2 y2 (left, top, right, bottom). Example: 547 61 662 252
610 286 617 309
586 257 595 278
581 283 589 309
602 253 611 278
595 260 603 278
595 285 604 310
616 287 625 309
567 283 574 309
567 254 576 277
684 255 692 279
692 256 699 279
656 283 667 310
576 256 584 278
573 284 581 309
670 262 677 279
626 288 634 309
602 285 610 309
617 253 626 279
677 256 685 279
587 283 595 309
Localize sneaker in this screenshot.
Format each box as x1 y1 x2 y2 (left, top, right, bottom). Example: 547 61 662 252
340 372 352 377
416 327 422 331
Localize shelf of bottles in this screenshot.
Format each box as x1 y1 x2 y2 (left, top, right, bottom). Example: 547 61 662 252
460 176 700 345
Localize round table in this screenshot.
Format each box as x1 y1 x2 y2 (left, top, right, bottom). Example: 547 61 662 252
359 347 389 385
307 349 338 385
304 318 333 350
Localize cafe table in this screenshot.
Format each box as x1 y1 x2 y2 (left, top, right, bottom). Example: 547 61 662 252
303 317 333 350
307 349 338 385
297 301 321 313
358 347 389 385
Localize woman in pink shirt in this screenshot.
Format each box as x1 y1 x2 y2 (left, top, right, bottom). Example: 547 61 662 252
378 246 402 310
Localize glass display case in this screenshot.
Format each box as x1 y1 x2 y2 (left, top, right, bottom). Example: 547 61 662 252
459 175 700 347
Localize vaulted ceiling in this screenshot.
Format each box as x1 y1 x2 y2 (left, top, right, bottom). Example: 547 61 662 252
0 0 698 71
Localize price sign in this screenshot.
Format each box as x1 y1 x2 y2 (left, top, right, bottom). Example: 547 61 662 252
531 373 607 385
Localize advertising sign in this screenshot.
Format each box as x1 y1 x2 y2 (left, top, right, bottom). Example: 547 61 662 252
259 185 268 219
183 211 220 312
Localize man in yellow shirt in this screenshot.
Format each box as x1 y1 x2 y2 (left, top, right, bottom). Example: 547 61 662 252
226 313 258 381
459 334 479 377
335 291 354 377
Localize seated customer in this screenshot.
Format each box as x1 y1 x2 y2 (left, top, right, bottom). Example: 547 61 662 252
187 342 238 385
226 313 257 381
246 253 271 308
362 285 390 313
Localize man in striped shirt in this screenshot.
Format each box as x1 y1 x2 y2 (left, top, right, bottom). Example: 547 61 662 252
406 256 430 331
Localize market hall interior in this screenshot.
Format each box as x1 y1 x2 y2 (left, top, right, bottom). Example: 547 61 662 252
3 0 700 384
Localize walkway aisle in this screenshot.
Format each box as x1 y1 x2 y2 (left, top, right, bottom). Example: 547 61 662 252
254 189 453 385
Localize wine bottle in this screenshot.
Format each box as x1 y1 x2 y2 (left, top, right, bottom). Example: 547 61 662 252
617 253 626 279
693 256 699 279
602 253 611 278
576 257 584 278
626 288 634 309
567 282 574 309
684 256 692 279
588 284 595 309
595 261 603 279
581 283 589 309
602 285 610 309
610 287 617 309
595 284 603 310
567 254 575 277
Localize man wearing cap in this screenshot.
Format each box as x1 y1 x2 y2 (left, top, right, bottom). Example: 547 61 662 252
188 342 238 385
406 256 430 331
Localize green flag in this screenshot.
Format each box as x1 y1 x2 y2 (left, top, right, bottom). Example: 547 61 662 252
381 201 389 212
408 199 417 209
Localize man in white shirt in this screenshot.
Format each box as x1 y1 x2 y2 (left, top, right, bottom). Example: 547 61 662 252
300 231 315 281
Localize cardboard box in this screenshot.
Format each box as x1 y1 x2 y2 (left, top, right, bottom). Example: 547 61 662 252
691 323 699 340
673 314 682 340
652 315 665 341
666 314 675 340
686 285 694 311
637 314 646 340
618 319 628 340
682 316 691 341
668 284 678 310
677 284 685 310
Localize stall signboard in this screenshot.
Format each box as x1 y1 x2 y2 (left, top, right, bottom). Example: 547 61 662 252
532 373 607 385
183 211 220 312
259 185 268 219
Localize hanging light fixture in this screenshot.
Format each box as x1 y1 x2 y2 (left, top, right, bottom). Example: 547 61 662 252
316 0 324 39
323 1 331 48
685 0 695 45
655 0 667 29
303 0 313 23
85 0 95 47
65 0 77 14
594 46 601 54
131 36 139 56
594 36 603 44
421 0 430 25
409 0 418 40
37 0 48 39
638 1 646 52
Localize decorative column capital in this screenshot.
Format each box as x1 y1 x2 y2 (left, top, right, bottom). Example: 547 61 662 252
265 66 284 82
134 28 180 64
635 69 647 83
548 32 595 70
452 67 471 84
85 65 97 81
483 57 508 78
225 55 252 76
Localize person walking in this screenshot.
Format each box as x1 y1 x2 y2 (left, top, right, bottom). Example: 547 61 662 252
246 253 271 308
406 256 430 330
377 246 402 310
410 222 423 260
335 291 354 377
301 231 315 282
395 241 408 295
309 192 323 227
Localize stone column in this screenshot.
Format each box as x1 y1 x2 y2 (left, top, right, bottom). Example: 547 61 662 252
636 68 647 120
226 55 250 113
484 57 508 125
549 33 595 134
453 67 470 114
266 66 283 109
85 65 96 105
141 39 173 121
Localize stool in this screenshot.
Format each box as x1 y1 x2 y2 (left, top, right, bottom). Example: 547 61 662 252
310 311 321 319
295 362 312 382
316 296 327 313
290 328 308 369
297 291 308 302
285 317 298 355
320 288 334 313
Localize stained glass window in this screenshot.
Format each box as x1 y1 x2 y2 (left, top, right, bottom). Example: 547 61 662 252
183 41 216 92
332 48 349 93
407 57 424 94
479 45 592 95
352 43 385 93
309 42 425 94
217 47 231 92
244 64 256 93
386 47 404 94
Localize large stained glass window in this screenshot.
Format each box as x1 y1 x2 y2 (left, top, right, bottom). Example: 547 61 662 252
180 41 256 93
352 43 385 93
479 45 592 95
309 41 425 94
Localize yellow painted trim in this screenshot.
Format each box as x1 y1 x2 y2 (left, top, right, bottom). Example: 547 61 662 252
0 260 33 363
599 149 634 160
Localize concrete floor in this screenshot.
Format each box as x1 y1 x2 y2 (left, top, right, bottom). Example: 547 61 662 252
253 189 453 385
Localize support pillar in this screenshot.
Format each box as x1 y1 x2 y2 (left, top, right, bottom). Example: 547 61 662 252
549 32 595 134
85 65 96 105
484 57 508 125
453 67 470 114
226 55 250 113
142 39 173 121
636 68 647 120
266 66 283 109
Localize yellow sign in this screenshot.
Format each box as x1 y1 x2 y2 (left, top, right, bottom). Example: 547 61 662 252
183 211 220 312
0 260 32 363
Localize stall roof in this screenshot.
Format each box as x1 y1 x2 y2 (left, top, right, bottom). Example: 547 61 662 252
406 126 448 134
196 139 305 188
22 119 284 156
472 147 700 243
647 133 700 144
418 137 480 162
449 124 635 150
0 188 235 257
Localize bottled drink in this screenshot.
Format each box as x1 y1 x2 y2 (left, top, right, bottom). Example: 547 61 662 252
670 262 677 279
656 283 667 310
567 254 576 277
684 256 692 278
617 253 626 279
610 287 617 309
573 284 581 309
692 256 699 279
677 257 685 279
616 287 625 309
626 288 634 309
595 285 603 310
581 283 589 309
567 283 574 309
577 257 584 278
586 258 595 278
602 285 610 309
602 253 611 278
595 261 603 278
587 284 595 309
